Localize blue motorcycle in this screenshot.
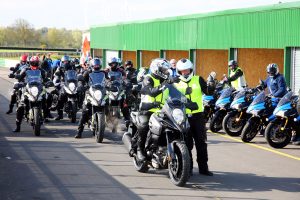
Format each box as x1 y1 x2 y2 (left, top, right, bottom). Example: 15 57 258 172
264 91 299 148
240 91 278 142
203 82 223 122
223 88 257 136
209 86 235 133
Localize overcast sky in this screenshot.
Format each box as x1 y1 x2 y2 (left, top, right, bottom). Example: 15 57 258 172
0 0 298 30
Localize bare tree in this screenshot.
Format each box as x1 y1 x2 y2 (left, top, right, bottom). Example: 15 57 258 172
11 18 34 47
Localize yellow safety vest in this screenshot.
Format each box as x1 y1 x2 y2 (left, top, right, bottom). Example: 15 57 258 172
230 67 247 90
174 76 203 114
140 74 166 113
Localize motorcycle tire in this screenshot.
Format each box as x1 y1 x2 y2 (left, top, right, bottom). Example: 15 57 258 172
33 108 41 136
168 141 190 187
209 110 225 133
223 111 245 136
70 102 77 123
95 113 105 143
133 157 149 173
241 118 260 142
265 122 291 148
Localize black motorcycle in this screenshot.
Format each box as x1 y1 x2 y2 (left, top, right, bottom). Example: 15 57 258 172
62 70 78 123
123 84 196 187
85 72 107 143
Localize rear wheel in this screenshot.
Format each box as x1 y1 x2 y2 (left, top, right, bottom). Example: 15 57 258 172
210 110 226 133
33 108 41 136
265 122 291 148
241 118 260 142
168 141 190 187
133 157 149 173
95 113 105 143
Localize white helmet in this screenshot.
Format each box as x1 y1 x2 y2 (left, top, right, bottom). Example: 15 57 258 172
176 58 194 82
150 58 171 80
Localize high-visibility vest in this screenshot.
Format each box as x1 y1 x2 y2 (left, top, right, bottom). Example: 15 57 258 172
230 67 247 90
140 74 165 113
174 76 203 114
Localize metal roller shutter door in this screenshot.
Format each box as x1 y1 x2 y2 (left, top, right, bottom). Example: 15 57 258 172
292 48 300 93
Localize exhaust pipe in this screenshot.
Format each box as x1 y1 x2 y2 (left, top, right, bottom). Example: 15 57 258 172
122 132 132 152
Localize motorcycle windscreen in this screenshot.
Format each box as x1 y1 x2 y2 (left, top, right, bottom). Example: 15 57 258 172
276 91 293 107
65 70 78 82
219 87 234 99
249 91 265 106
26 70 42 83
89 72 105 86
108 71 122 81
233 88 247 101
165 84 186 105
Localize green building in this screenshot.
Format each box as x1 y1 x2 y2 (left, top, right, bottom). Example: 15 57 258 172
90 1 300 91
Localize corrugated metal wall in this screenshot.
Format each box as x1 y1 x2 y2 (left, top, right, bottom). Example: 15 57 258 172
238 48 284 87
90 2 300 50
196 50 228 80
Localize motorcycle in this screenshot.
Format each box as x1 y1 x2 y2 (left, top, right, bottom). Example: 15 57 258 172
63 70 78 123
264 91 299 148
85 72 108 143
20 70 48 136
240 91 278 142
209 86 235 133
106 71 125 133
222 88 257 136
122 84 196 186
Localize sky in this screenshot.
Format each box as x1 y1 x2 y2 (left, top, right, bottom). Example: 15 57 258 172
0 0 299 30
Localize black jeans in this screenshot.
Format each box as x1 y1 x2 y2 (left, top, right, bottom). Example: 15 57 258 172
186 112 209 169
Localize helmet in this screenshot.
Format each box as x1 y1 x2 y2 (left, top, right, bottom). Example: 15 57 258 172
108 57 119 70
61 55 70 63
228 60 238 67
150 58 171 80
124 60 133 69
90 58 102 71
266 63 279 77
72 58 80 66
176 58 194 82
30 56 40 70
20 54 28 63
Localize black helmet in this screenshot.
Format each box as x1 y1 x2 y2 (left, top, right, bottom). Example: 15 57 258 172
266 63 279 77
125 60 133 69
61 55 70 63
108 57 119 70
228 60 237 67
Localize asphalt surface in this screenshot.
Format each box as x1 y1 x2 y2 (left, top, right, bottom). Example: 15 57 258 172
0 67 299 200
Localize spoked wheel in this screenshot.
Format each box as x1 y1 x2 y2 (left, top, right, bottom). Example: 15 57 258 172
265 122 291 148
168 141 190 187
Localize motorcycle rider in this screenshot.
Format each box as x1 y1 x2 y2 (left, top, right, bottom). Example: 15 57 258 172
223 60 247 90
174 58 214 176
7 54 29 114
53 55 75 120
169 59 177 77
13 56 50 132
75 58 103 138
263 63 288 98
136 58 178 161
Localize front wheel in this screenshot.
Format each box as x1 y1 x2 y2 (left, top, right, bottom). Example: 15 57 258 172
33 108 41 136
210 110 226 133
71 102 77 123
168 141 190 187
95 112 105 143
241 118 260 142
223 111 246 136
265 122 291 148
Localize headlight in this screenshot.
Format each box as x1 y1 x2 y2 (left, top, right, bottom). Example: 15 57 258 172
94 90 102 101
30 86 39 97
172 108 184 125
69 82 76 92
276 110 285 117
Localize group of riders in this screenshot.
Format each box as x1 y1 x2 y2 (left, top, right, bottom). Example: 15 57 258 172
6 53 300 186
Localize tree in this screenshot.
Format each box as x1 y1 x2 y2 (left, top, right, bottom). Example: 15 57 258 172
11 18 34 47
